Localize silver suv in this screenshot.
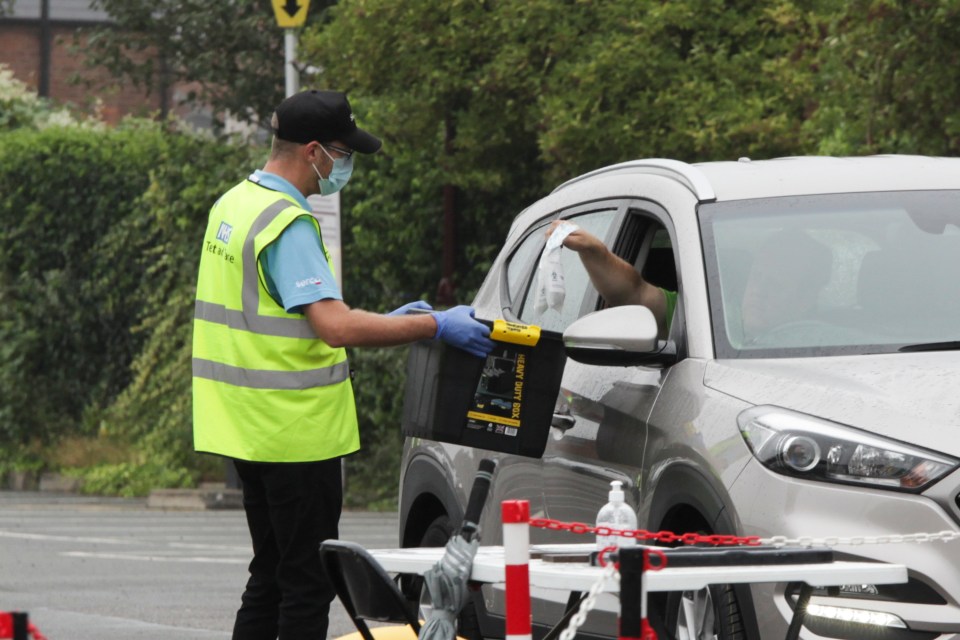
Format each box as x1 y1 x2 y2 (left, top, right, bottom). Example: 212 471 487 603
398 156 960 640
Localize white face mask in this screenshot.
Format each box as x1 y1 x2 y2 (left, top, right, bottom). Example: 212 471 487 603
312 145 354 195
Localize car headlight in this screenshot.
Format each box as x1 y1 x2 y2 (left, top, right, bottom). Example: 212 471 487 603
737 406 958 492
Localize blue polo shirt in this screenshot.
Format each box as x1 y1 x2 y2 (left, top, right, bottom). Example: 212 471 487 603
249 170 342 313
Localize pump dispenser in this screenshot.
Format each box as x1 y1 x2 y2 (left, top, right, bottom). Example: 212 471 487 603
595 480 638 550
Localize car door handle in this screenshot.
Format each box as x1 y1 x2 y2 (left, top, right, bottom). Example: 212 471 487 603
551 412 576 431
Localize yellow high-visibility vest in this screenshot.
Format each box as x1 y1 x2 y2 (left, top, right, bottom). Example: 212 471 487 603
192 180 359 462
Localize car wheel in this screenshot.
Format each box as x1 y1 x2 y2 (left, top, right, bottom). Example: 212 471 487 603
664 583 746 640
419 514 454 547
415 515 483 640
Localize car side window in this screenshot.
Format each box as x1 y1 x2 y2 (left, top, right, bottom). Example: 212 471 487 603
505 228 545 303
516 209 619 332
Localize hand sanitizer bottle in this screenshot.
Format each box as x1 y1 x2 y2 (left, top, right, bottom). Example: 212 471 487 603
595 480 638 550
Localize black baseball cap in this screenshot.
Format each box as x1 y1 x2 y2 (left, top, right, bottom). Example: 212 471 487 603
273 90 382 154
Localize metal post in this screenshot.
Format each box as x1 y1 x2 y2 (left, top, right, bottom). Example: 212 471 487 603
284 29 298 97
619 548 660 640
38 0 51 97
619 547 643 640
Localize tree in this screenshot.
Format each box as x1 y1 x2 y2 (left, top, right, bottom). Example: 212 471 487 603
807 0 960 155
534 0 836 176
80 0 334 128
302 1 577 308
302 0 835 305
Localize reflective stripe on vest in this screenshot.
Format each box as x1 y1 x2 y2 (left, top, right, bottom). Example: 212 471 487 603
192 198 348 389
192 358 350 390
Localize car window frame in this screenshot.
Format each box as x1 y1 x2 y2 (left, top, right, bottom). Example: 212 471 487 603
620 203 687 357
499 200 629 325
498 198 686 363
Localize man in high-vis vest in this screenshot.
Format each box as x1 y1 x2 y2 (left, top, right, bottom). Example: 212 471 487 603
192 89 494 640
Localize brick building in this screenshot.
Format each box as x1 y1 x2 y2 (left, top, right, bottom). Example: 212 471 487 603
0 0 207 126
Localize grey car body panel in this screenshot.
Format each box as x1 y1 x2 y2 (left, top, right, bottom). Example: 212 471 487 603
704 352 960 456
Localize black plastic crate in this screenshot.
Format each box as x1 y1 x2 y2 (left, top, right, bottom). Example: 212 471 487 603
401 319 566 458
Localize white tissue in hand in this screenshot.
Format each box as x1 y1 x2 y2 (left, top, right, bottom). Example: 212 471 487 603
535 222 578 313
545 249 565 308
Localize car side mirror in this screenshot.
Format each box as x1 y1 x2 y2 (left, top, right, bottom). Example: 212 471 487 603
562 305 661 366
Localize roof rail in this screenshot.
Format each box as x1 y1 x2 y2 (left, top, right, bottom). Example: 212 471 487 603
551 158 717 202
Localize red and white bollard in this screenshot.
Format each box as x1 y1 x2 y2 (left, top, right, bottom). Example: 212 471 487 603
0 612 46 640
502 499 532 640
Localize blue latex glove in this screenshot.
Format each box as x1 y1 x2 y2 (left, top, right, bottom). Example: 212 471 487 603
387 300 433 316
434 305 495 358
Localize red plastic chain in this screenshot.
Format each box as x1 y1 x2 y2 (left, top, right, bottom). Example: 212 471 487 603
529 517 763 546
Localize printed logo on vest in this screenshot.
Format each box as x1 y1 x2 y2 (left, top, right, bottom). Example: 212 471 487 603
216 222 233 244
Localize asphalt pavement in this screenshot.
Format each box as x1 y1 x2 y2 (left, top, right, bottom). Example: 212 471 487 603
0 490 400 639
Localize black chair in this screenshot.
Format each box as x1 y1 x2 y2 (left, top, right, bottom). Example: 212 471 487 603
320 539 422 640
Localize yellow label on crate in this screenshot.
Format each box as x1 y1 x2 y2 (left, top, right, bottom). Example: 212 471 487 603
466 410 521 428
491 319 541 346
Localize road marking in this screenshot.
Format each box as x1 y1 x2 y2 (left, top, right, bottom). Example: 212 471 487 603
62 551 249 564
0 530 249 552
169 541 251 552
0 530 136 545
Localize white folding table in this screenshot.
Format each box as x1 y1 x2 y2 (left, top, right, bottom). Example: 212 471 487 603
367 543 908 640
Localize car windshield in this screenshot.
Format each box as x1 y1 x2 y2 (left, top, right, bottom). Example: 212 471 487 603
700 190 960 358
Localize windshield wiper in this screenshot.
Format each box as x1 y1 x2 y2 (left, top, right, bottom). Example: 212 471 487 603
898 341 960 352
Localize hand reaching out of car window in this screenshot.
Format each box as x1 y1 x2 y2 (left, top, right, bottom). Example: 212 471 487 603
545 220 671 336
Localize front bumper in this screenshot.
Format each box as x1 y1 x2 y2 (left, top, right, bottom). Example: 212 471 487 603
730 459 960 639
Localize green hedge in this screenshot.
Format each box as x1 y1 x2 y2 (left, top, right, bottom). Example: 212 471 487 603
0 124 160 446
0 122 259 491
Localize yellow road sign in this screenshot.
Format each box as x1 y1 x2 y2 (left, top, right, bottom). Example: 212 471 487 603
272 0 310 28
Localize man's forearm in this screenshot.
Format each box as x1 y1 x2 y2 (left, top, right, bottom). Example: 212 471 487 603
580 247 644 306
305 302 437 348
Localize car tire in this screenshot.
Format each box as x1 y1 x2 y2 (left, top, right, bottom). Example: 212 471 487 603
414 514 484 640
663 582 746 640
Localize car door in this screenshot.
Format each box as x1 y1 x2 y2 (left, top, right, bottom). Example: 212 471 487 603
488 204 627 534
478 204 624 626
508 201 684 632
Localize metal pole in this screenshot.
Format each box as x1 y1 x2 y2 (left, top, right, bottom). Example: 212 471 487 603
38 0 51 97
619 547 643 640
284 28 298 97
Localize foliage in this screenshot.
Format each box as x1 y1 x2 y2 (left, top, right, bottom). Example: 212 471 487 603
0 63 102 131
302 0 838 311
0 124 161 446
0 118 256 494
68 461 194 497
343 346 410 509
533 0 833 174
79 0 335 128
806 0 960 155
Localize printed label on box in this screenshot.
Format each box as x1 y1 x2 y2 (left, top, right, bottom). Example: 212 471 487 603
466 343 529 435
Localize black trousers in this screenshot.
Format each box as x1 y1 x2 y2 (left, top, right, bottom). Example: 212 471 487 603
232 458 343 640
